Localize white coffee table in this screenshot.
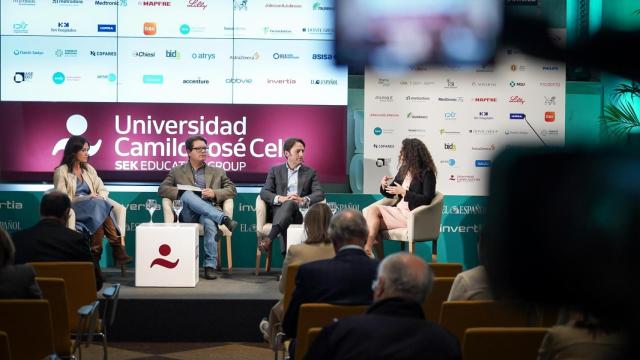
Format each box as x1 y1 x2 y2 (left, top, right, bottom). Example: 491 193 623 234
135 223 199 287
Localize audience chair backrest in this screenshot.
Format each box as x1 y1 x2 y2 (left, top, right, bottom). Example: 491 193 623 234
0 300 55 360
429 263 463 278
422 277 455 322
305 327 323 355
440 301 533 344
463 327 549 360
36 277 72 356
296 303 368 360
0 331 10 360
282 264 301 313
29 262 97 332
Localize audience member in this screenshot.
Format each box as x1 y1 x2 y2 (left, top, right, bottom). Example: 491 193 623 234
282 209 378 359
260 203 336 348
12 190 103 290
306 253 460 360
538 308 627 360
0 227 42 299
447 233 493 301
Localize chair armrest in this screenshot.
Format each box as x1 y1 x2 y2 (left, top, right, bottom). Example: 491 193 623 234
101 283 121 330
162 198 175 223
255 195 267 233
362 197 396 216
222 198 234 218
407 192 444 241
67 208 76 230
74 300 100 351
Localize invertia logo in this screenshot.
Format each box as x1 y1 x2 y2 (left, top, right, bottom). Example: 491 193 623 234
508 96 525 104
267 78 296 85
545 111 556 122
474 97 496 102
143 22 157 35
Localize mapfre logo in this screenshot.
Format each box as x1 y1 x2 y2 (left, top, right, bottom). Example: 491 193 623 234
474 97 496 102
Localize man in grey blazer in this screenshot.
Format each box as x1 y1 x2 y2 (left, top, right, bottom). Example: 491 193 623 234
158 136 237 280
259 138 324 255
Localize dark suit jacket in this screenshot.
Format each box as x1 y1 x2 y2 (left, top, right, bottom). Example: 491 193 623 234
260 164 324 205
381 167 437 210
305 297 461 360
282 248 379 338
158 163 237 207
12 219 104 290
0 264 42 299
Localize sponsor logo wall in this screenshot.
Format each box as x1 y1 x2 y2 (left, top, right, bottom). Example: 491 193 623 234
364 50 566 196
0 1 347 105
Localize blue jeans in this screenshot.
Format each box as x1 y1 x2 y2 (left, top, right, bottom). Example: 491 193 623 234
180 191 226 268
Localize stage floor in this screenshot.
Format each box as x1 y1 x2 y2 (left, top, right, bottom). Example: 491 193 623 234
102 268 282 300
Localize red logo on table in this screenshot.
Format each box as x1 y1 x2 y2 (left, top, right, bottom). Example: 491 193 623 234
544 111 556 122
150 244 180 269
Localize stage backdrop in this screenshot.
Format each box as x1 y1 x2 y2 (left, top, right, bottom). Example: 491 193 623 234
0 102 347 183
364 45 567 196
0 189 486 270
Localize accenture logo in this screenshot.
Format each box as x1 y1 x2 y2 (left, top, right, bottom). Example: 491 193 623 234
183 78 210 84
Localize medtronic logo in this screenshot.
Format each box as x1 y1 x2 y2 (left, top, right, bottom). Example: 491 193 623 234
510 113 526 120
52 72 65 84
373 127 382 136
475 160 491 167
97 24 116 32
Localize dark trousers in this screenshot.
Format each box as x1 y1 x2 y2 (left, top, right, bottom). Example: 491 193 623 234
270 200 303 253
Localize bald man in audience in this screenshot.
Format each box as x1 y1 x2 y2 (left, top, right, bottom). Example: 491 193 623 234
305 253 461 360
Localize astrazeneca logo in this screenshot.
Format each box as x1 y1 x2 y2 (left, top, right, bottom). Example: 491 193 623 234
226 78 253 84
444 143 456 151
471 145 496 151
273 53 299 60
312 54 333 60
311 79 338 85
544 96 557 105
229 52 260 60
97 24 116 32
14 72 33 83
510 113 526 120
133 51 155 57
90 50 117 56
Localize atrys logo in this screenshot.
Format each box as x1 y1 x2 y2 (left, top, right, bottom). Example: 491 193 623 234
545 111 556 122
508 96 525 104
510 113 526 120
52 114 102 156
192 52 215 60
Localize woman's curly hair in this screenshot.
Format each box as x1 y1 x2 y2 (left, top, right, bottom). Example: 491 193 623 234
398 138 437 180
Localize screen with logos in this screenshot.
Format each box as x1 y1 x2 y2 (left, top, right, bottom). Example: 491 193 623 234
0 0 348 183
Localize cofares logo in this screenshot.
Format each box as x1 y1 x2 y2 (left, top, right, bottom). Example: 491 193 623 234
90 50 116 56
97 24 116 32
545 111 556 122
475 160 491 167
444 143 456 151
52 72 65 84
13 72 33 83
97 73 117 82
52 114 102 156
373 144 395 149
508 96 525 104
509 113 526 120
312 53 333 60
143 22 157 35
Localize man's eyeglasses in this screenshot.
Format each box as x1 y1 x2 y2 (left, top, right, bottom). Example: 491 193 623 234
191 147 207 152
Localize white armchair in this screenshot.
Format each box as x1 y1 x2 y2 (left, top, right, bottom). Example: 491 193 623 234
66 198 127 247
363 191 444 258
162 198 234 273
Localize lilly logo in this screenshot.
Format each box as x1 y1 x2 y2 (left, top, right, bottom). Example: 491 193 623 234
51 114 103 156
150 244 180 269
